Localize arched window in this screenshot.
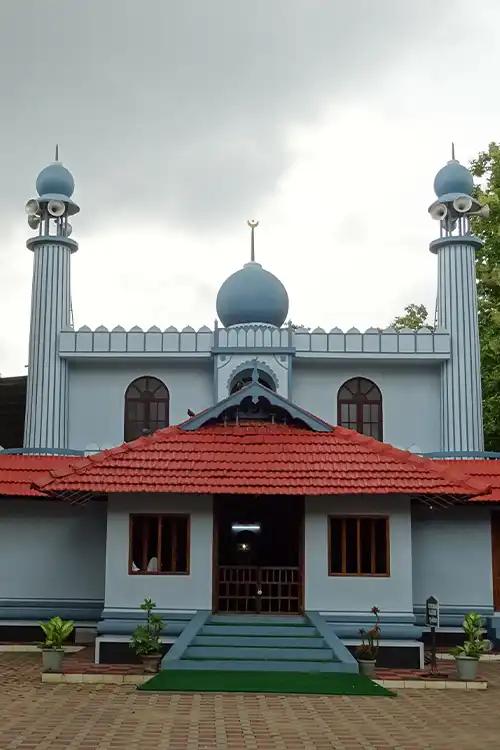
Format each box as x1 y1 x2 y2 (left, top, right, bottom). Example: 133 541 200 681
337 377 382 440
124 376 169 442
230 368 276 394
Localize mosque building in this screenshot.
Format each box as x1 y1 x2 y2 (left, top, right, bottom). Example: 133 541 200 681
0 150 499 669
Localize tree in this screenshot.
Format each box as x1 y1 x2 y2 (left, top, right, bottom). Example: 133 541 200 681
391 303 431 330
471 142 500 450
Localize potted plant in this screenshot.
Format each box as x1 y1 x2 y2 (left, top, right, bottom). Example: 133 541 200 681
450 612 491 681
130 597 164 673
356 606 380 677
39 616 75 673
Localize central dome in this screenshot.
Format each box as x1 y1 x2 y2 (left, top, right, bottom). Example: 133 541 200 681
216 261 289 328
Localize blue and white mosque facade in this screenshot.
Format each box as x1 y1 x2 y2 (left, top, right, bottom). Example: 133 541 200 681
0 151 498 669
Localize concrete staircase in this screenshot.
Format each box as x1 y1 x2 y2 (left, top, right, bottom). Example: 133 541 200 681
162 613 358 673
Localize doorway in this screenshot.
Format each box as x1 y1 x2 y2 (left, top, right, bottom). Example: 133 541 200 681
213 495 304 614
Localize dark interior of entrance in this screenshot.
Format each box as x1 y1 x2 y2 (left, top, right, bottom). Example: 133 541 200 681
215 495 303 614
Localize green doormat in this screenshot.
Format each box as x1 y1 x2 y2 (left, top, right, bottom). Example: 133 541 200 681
138 670 395 697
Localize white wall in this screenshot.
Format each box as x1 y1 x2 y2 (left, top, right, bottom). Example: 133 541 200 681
412 505 493 609
0 499 106 601
292 361 441 452
305 495 413 614
68 360 213 450
104 494 213 610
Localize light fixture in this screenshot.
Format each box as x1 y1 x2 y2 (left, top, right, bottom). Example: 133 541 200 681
231 523 261 533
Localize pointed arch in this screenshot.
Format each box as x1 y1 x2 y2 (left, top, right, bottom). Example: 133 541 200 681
124 376 169 442
337 377 383 440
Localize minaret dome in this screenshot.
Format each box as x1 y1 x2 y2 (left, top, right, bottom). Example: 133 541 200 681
433 158 474 200
36 161 75 200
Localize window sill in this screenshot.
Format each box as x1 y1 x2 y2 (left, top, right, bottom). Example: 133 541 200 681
128 571 190 576
328 572 390 578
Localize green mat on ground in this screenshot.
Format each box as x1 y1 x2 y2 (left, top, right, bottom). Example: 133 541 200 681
138 670 395 696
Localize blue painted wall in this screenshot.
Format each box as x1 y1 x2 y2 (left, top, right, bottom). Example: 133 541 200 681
412 505 493 614
104 494 213 611
304 495 414 615
68 360 213 450
0 499 106 601
293 362 441 451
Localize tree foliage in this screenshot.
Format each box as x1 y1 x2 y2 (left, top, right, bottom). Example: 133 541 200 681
391 303 430 330
470 142 500 450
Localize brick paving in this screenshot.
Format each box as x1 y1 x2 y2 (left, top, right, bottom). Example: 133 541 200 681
1 652 500 749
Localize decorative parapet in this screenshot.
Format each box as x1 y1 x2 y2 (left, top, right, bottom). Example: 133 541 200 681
293 326 450 357
214 324 292 351
59 325 214 356
58 324 450 359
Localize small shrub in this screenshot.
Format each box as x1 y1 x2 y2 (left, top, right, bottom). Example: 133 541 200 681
39 616 74 650
130 598 164 657
450 612 491 659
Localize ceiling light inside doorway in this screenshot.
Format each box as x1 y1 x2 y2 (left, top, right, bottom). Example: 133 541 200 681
231 523 261 533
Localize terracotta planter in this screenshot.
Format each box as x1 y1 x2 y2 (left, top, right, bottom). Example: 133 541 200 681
42 648 64 673
141 654 162 673
455 656 479 681
357 659 376 677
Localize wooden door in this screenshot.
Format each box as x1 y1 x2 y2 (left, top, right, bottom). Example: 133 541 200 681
491 512 500 610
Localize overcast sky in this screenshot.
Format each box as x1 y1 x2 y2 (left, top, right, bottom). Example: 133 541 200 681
1 1 499 375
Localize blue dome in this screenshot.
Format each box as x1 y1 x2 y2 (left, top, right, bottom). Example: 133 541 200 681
36 162 75 199
434 159 474 199
216 262 289 327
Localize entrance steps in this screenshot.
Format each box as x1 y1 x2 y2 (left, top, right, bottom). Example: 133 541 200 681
163 612 358 673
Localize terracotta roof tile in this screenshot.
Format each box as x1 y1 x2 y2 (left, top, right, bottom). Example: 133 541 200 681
433 459 500 502
33 423 488 500
0 455 79 497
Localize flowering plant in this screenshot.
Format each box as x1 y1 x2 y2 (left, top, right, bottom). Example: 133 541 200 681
356 606 381 661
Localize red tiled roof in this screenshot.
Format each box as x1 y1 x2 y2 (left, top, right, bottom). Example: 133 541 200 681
433 459 500 502
0 455 76 497
33 422 489 500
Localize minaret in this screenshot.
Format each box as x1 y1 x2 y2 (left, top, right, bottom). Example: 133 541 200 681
23 149 79 450
429 147 489 452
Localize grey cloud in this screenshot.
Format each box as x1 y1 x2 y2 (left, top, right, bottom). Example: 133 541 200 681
0 0 450 235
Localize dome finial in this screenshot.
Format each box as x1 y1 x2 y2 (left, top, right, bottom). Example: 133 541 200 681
247 219 259 262
55 143 59 162
451 141 455 160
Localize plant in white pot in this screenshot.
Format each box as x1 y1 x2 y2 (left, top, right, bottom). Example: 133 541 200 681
356 606 381 677
450 612 491 681
39 616 75 673
130 597 164 673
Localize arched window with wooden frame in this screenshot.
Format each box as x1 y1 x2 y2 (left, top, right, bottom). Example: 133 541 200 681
124 376 169 442
337 377 382 440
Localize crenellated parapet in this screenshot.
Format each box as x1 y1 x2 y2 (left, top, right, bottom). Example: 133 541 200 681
292 326 449 358
59 325 215 356
58 322 450 360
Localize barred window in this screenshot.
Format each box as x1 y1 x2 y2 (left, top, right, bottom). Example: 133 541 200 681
129 515 189 575
337 377 382 440
329 516 389 576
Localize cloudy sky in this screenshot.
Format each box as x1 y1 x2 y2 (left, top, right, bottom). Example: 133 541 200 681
0 1 499 375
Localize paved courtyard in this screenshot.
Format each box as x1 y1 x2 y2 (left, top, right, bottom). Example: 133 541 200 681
1 653 500 750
